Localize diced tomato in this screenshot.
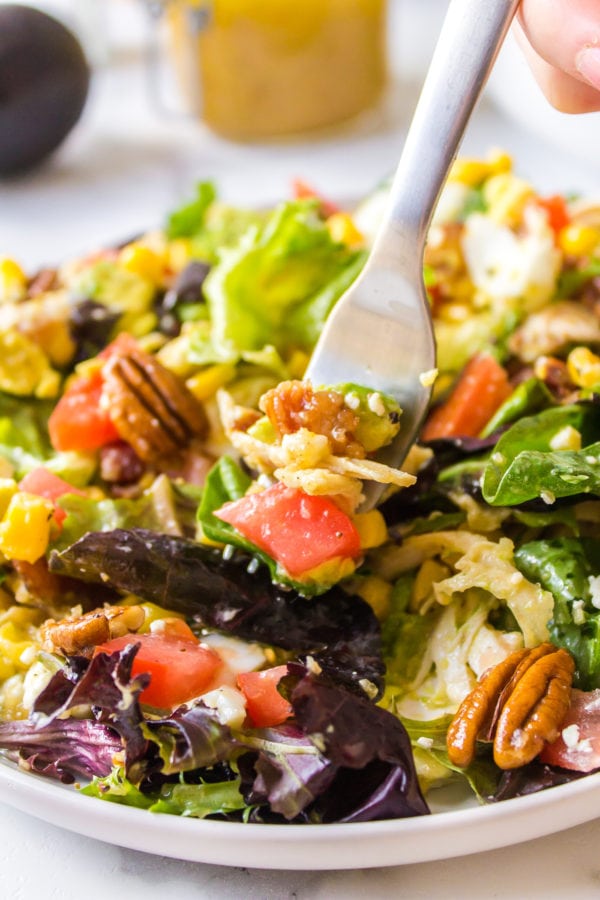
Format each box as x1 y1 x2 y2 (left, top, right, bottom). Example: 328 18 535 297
94 632 222 709
536 195 570 238
237 665 293 728
421 353 512 441
19 467 86 526
291 178 339 218
214 483 361 577
98 332 139 360
539 688 600 772
48 370 120 452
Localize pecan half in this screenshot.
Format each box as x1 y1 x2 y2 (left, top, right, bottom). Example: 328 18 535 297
40 604 145 657
447 643 575 770
102 346 208 465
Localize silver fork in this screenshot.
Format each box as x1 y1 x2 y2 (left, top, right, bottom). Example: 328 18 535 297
305 0 521 508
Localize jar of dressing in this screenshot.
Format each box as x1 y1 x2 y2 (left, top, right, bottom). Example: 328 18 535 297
155 0 388 140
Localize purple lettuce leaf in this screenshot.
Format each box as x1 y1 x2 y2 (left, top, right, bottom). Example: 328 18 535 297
32 645 150 775
237 724 336 821
0 718 122 783
49 528 384 695
489 761 586 801
290 671 430 822
237 670 429 823
143 702 238 775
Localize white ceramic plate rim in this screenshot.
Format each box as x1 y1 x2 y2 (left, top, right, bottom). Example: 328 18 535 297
1 756 599 869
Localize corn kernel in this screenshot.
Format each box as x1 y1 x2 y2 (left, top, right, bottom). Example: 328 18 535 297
348 575 392 620
484 173 534 226
448 159 490 187
353 510 388 549
558 224 600 257
0 492 53 563
0 479 17 519
166 238 193 273
119 244 164 285
0 258 27 302
412 559 451 609
186 363 236 402
448 151 511 187
549 425 582 452
567 346 600 388
287 349 310 380
326 213 364 247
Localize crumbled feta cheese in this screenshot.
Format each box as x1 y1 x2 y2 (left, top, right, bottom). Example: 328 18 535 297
358 678 378 699
344 391 360 411
305 655 323 676
419 368 438 388
367 392 386 417
562 723 593 754
561 723 580 749
540 490 556 505
549 426 582 451
572 598 586 626
491 452 506 466
200 686 247 729
416 736 434 750
589 575 600 610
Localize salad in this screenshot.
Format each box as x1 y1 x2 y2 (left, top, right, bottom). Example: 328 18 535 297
0 152 599 824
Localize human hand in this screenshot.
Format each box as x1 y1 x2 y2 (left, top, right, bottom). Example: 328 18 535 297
518 0 600 112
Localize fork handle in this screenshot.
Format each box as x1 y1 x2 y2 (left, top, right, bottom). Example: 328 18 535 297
373 0 520 261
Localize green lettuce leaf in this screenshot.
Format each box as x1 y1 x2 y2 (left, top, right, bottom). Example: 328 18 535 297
195 200 365 364
482 404 600 506
514 537 600 689
166 181 216 239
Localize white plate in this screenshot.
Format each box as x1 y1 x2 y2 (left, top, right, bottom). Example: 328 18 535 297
1 757 599 870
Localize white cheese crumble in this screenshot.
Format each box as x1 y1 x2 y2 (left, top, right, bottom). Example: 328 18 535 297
419 368 438 388
415 736 434 750
562 723 593 753
572 599 586 626
540 490 556 505
491 452 506 466
549 426 582 452
344 391 360 411
589 575 600 611
367 392 386 417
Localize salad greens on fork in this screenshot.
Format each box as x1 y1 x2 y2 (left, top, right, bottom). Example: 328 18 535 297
0 152 599 822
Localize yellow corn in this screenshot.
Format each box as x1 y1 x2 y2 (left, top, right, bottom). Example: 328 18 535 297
186 363 237 402
412 559 451 609
484 173 534 226
0 622 36 669
348 575 392 620
0 480 17 519
166 238 193 273
567 346 600 388
0 258 27 303
326 213 364 247
448 150 512 187
119 244 165 285
353 510 388 549
287 349 310 380
558 224 600 257
0 492 54 563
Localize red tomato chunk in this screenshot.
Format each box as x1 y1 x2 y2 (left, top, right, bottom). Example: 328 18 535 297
540 688 600 772
237 665 293 728
215 483 361 577
95 632 222 710
48 371 120 452
19 467 85 526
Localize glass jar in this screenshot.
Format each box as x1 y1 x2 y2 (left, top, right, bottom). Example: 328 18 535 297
159 0 388 140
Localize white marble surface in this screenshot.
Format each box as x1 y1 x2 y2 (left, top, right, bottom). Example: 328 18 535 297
2 2 600 896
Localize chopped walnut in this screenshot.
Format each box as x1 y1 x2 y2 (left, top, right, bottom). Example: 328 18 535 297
260 380 365 458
